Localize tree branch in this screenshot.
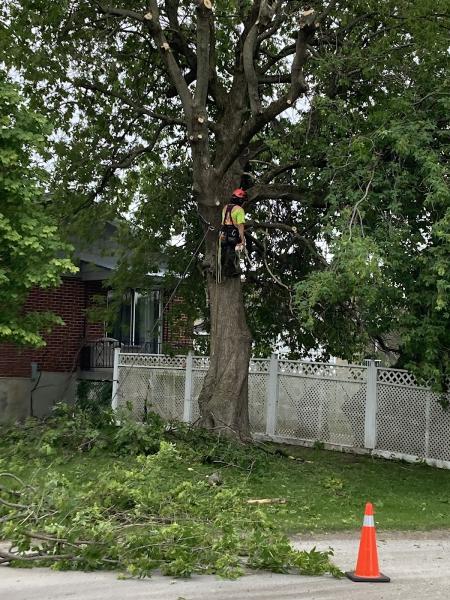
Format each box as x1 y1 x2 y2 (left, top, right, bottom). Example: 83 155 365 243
72 78 185 126
260 44 296 74
163 0 199 98
256 0 285 44
208 13 227 113
262 160 304 184
243 1 279 114
110 141 164 171
247 221 328 266
290 10 318 102
243 21 262 114
0 497 27 510
96 5 144 22
70 124 166 218
194 0 213 109
165 0 197 71
373 335 400 355
99 2 194 120
144 0 194 120
247 184 326 207
217 9 318 177
164 0 226 111
258 73 291 84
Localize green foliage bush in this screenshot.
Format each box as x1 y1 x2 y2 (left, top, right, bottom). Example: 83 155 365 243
0 403 164 458
76 380 113 414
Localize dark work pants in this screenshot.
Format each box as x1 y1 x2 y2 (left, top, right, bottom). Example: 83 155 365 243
221 243 240 277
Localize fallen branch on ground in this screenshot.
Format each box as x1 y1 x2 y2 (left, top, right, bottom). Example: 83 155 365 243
247 498 288 505
0 550 75 565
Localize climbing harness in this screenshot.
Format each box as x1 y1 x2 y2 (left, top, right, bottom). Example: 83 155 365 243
217 203 243 283
196 203 248 284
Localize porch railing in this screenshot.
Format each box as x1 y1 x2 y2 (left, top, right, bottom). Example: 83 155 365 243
80 339 162 370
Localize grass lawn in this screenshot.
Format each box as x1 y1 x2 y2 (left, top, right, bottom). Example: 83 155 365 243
246 444 450 533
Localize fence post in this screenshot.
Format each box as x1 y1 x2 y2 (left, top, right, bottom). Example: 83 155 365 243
364 360 378 449
424 391 431 459
266 354 278 436
111 347 120 411
183 351 194 423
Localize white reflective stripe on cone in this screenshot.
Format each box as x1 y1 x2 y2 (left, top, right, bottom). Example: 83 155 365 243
363 515 375 527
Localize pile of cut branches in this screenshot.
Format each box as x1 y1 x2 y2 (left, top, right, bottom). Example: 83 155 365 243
0 408 341 578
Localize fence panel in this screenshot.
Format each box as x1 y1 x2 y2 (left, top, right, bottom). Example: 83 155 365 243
249 359 269 434
277 362 366 447
428 400 450 462
116 354 186 421
376 368 450 463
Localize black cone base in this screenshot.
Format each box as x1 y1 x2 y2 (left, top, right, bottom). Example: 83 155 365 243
346 571 390 583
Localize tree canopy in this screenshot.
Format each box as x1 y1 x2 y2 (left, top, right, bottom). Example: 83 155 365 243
0 73 76 346
1 1 448 392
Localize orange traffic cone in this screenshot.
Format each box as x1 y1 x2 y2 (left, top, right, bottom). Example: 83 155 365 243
346 502 390 583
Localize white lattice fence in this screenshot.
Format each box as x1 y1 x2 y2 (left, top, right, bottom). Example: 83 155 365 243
115 354 187 421
276 362 366 447
375 368 450 464
249 359 269 434
113 352 450 469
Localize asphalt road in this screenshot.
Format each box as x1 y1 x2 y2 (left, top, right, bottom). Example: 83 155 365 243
1 533 449 599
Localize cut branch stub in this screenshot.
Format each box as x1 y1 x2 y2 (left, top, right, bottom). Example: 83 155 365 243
299 9 317 29
143 11 153 21
258 0 277 26
198 0 213 9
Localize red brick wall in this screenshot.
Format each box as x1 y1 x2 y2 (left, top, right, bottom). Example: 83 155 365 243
0 278 107 378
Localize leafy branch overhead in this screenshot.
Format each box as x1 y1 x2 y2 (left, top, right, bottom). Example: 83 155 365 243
0 76 77 346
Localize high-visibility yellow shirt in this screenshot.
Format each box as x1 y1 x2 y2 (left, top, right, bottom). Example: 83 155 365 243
222 204 245 225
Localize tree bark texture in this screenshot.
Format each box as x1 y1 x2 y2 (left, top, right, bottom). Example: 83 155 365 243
197 275 253 439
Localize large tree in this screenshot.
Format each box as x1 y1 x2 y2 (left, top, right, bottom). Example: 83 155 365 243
1 1 448 433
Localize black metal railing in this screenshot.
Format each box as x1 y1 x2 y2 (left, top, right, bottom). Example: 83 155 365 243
80 339 162 370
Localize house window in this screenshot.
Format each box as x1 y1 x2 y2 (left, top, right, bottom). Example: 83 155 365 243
108 289 162 352
134 291 161 352
109 290 133 344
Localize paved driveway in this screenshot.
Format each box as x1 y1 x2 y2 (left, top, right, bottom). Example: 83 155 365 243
1 533 449 599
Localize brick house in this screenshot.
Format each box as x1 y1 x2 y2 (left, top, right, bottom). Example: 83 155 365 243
0 223 193 422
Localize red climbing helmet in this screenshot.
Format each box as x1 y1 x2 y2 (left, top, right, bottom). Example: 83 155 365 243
232 188 247 200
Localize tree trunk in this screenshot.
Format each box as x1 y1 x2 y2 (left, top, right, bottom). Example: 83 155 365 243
198 275 252 439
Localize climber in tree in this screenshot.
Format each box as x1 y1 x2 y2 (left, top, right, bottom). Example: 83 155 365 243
219 188 247 278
